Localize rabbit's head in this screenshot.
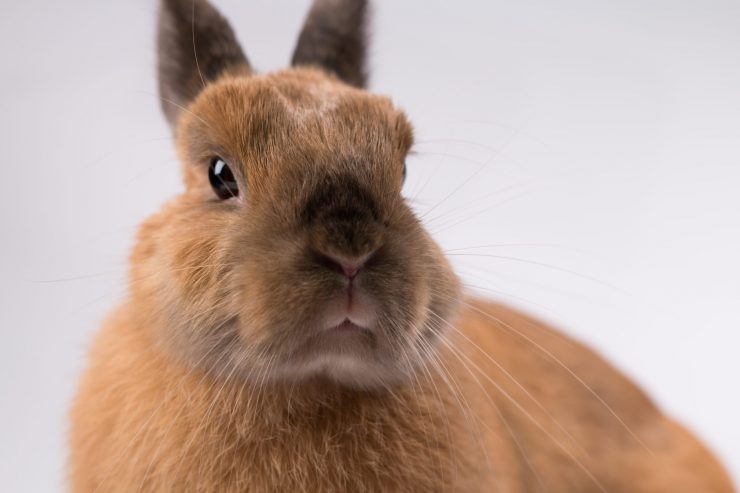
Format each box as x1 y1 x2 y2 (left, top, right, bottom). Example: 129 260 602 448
133 0 460 389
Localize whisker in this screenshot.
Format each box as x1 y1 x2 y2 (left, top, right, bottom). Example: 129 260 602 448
429 310 589 458
414 138 495 151
428 190 534 234
428 320 607 492
446 253 629 294
422 179 540 228
418 330 496 478
426 321 548 491
192 0 207 89
457 297 654 457
444 243 595 256
158 95 212 129
418 161 491 220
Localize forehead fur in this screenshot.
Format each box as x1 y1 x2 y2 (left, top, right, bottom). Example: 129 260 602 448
177 68 413 197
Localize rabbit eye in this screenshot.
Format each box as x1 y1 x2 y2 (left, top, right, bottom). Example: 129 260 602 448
401 161 407 185
208 157 239 200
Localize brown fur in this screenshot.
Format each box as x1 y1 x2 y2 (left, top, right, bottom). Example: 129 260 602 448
157 0 251 127
69 299 735 492
69 1 735 491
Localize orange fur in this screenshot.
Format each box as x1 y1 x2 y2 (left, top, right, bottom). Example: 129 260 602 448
69 1 735 491
70 299 734 491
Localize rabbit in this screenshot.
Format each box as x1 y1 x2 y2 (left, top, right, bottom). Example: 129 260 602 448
68 0 735 491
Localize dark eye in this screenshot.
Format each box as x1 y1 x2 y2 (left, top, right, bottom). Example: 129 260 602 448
401 161 407 185
208 157 239 200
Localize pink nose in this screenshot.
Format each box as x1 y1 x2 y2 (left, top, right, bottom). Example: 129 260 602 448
313 251 371 280
341 263 361 280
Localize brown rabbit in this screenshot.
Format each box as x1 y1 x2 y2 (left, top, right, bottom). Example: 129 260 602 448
68 0 735 491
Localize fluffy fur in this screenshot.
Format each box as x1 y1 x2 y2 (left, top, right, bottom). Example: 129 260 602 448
69 1 735 491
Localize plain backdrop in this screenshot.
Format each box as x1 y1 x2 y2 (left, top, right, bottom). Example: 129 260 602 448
1 0 739 490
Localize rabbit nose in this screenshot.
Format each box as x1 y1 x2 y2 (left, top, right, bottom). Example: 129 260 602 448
313 250 375 280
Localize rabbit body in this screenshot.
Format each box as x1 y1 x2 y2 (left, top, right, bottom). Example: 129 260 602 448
69 1 734 491
70 299 733 492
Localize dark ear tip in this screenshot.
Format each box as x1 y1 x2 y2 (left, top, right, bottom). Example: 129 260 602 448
291 0 371 88
157 0 250 129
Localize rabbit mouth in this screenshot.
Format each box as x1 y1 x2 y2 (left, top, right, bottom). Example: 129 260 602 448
268 301 406 388
326 319 371 333
321 287 377 334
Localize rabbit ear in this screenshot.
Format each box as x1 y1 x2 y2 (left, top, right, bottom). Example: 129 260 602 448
157 0 251 128
291 0 369 88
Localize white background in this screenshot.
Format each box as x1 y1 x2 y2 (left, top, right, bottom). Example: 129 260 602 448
1 0 738 490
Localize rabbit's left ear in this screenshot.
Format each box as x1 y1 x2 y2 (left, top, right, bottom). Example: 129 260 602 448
157 0 251 128
291 0 369 88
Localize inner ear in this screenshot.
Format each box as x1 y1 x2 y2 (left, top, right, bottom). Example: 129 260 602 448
291 0 369 88
157 0 251 129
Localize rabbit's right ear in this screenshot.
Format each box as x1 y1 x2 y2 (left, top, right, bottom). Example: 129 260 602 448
291 0 369 88
157 0 251 129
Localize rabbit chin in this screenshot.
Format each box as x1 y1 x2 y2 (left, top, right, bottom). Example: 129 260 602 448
274 349 412 390
270 319 417 389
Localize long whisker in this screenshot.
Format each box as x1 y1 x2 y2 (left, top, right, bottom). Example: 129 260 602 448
417 329 497 480
456 297 654 456
402 324 461 484
422 178 541 228
429 190 534 234
446 253 629 294
426 320 548 492
418 160 491 220
428 310 589 458
414 137 496 151
444 243 595 256
429 321 608 493
158 95 212 128
191 0 207 89
459 281 580 344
